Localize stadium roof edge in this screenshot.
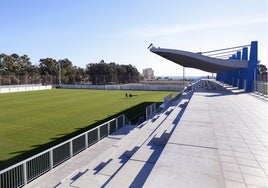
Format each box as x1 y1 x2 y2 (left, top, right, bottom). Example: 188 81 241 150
150 47 248 73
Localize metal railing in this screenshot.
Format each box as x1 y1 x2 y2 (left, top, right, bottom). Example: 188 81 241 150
255 81 268 95
145 103 156 120
0 114 125 188
163 94 173 108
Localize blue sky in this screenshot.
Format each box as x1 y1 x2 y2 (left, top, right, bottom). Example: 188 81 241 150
1 0 267 76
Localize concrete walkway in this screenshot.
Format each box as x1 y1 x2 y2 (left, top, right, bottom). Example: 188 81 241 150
144 84 268 188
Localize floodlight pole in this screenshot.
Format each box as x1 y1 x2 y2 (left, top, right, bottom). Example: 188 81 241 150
58 61 62 86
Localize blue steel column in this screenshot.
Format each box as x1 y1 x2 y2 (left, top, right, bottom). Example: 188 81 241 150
228 55 236 85
245 41 258 92
216 72 220 81
238 47 248 89
233 51 241 87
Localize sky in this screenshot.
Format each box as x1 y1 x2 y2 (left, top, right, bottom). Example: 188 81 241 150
1 0 267 76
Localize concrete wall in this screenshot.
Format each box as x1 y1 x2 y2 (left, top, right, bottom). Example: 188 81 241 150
0 85 52 94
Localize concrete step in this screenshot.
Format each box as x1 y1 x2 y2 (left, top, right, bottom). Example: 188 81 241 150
153 99 189 145
153 119 174 145
105 127 167 187
58 110 169 187
103 94 194 187
93 110 171 172
44 125 136 188
58 96 191 188
69 106 174 187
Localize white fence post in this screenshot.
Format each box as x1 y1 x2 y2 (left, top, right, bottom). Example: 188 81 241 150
69 141 73 157
97 127 100 141
49 150 53 169
108 122 110 135
116 117 118 130
85 133 88 148
23 162 27 185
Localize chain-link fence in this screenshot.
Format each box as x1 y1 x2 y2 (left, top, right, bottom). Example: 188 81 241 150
0 75 58 86
0 74 140 86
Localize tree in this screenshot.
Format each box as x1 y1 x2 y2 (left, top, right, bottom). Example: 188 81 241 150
0 53 8 74
258 64 267 75
1 52 141 86
39 58 58 76
86 60 140 85
19 55 33 75
58 58 74 84
73 66 88 84
0 53 40 84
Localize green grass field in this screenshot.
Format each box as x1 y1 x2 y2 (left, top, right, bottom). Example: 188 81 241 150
0 89 176 166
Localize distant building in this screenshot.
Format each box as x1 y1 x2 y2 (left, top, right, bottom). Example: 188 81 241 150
142 68 154 80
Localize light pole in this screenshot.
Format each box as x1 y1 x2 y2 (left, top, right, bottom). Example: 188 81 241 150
58 61 62 86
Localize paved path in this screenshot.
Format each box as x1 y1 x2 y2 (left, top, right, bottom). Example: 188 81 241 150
144 85 268 188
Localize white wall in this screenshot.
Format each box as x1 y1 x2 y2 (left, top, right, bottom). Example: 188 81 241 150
0 85 52 94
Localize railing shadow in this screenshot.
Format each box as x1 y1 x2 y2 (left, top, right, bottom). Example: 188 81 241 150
129 100 188 187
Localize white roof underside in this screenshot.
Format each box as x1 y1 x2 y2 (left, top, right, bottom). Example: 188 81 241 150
150 47 248 73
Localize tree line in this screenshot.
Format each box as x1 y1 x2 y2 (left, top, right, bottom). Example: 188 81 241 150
86 60 139 84
0 53 140 85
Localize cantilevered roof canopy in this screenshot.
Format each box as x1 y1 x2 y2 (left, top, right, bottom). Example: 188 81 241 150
150 47 249 73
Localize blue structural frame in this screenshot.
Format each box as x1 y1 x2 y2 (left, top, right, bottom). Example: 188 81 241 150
216 41 258 92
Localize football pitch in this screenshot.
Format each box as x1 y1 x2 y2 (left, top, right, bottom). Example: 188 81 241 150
0 89 176 164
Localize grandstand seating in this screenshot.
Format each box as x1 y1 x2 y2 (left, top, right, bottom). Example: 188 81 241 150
55 92 193 187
